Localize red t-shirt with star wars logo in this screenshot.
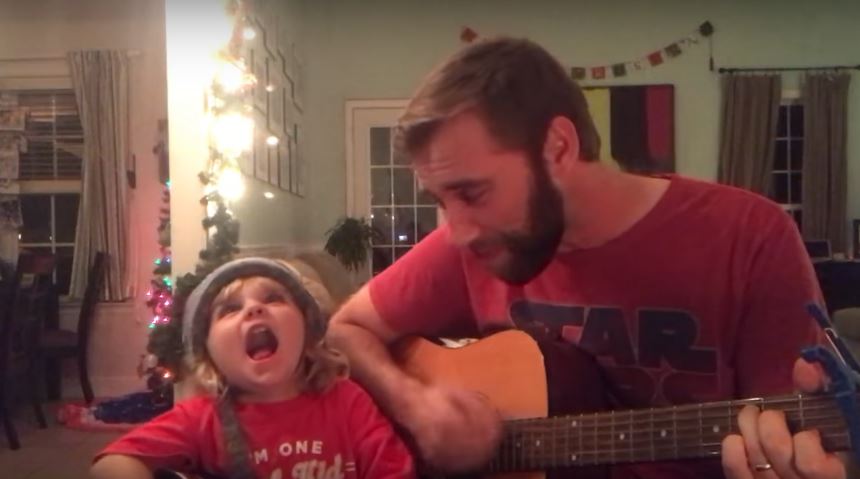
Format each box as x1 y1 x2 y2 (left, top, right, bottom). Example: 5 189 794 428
369 175 822 479
96 379 415 479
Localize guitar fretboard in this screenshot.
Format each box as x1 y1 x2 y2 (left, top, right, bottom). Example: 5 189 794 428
488 392 852 472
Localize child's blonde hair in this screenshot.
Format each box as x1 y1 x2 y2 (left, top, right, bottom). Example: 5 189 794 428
188 259 348 396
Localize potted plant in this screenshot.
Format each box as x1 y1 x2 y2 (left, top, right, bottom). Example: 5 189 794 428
324 217 382 271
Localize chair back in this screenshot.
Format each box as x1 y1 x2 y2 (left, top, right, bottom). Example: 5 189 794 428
1 252 56 369
76 252 107 351
0 258 23 383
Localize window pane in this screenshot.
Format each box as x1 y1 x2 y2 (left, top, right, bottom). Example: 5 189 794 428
18 246 53 289
370 168 391 206
20 195 52 243
777 106 787 137
789 172 802 203
790 139 803 170
55 112 83 136
772 172 789 204
55 246 74 295
371 247 392 276
20 140 55 179
393 143 410 165
27 114 54 136
789 105 804 137
55 194 79 243
392 168 414 205
394 247 412 260
57 147 83 179
416 181 436 206
371 207 392 246
394 207 415 245
774 140 788 170
416 207 437 242
370 127 391 166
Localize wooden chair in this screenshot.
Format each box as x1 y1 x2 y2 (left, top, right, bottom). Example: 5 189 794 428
36 251 106 405
0 259 22 449
0 252 57 447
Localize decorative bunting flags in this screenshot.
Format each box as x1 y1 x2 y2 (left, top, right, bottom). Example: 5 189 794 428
648 51 664 66
460 26 478 43
665 43 682 58
569 21 715 81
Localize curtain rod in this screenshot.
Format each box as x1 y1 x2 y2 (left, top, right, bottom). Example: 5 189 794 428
0 50 142 63
718 64 860 73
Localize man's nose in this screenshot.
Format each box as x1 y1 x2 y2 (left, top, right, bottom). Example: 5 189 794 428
445 208 481 247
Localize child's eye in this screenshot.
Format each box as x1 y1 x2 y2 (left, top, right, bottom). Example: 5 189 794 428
264 292 289 304
215 302 241 319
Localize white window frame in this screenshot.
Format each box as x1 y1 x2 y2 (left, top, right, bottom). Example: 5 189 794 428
773 89 803 225
5 87 83 294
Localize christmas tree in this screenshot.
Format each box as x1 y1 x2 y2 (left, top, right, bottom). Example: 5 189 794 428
142 0 253 393
138 183 176 399
143 175 241 394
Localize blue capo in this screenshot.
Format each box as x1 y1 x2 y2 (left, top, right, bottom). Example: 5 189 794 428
801 303 860 463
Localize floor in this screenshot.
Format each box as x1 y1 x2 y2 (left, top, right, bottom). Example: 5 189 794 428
0 403 121 479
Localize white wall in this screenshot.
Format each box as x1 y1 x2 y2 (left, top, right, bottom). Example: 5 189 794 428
301 0 860 250
229 0 312 251
0 0 167 396
167 0 313 280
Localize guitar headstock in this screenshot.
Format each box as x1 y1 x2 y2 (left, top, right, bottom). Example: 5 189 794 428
803 303 860 464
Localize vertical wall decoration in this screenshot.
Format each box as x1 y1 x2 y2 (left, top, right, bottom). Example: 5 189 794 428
254 123 268 181
242 1 305 196
583 84 675 174
267 137 279 186
278 136 290 192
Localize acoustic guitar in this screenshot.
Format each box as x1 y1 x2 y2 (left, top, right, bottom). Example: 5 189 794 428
162 330 853 479
392 329 854 479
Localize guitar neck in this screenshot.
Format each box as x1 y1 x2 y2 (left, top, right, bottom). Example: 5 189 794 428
488 392 852 473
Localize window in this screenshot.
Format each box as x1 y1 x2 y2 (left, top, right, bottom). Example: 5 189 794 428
771 102 803 229
12 90 83 294
368 126 438 276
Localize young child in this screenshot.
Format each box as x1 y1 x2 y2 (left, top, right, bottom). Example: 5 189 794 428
91 257 415 479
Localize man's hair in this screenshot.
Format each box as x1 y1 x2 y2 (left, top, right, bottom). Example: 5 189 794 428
191 260 348 396
395 36 601 163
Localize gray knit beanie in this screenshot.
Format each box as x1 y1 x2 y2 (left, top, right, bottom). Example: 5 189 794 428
182 257 326 362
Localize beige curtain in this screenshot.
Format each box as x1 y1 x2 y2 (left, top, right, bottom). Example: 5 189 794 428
718 74 782 194
68 50 129 300
801 73 850 253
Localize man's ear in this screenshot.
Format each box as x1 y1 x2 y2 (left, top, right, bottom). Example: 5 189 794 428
542 116 580 176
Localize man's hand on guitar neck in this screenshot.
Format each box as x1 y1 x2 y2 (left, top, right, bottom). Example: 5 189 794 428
721 358 847 479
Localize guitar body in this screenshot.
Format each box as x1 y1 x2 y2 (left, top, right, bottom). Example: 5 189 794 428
393 330 610 479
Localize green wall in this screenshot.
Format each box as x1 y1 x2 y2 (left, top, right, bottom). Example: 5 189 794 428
299 0 860 250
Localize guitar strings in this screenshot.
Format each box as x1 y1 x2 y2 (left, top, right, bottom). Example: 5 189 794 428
487 394 851 472
488 431 851 471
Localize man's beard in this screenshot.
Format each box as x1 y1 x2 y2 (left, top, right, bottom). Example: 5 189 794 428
473 162 565 285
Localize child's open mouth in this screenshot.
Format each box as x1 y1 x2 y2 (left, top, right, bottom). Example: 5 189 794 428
245 324 279 361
